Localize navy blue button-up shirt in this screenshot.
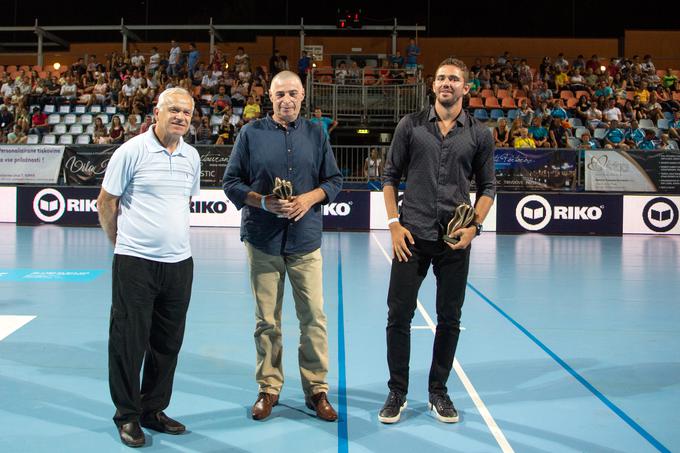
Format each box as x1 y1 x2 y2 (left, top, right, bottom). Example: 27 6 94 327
223 114 343 256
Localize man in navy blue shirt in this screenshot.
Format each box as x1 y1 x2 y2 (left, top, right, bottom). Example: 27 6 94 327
223 71 342 422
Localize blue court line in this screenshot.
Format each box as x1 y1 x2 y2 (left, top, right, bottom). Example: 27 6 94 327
336 241 349 453
466 283 671 453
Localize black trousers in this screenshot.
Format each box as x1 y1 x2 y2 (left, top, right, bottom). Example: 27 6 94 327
386 237 470 396
109 254 193 426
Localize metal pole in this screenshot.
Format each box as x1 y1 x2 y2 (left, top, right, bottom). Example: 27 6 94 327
391 18 397 55
209 18 215 64
299 17 305 54
37 33 43 67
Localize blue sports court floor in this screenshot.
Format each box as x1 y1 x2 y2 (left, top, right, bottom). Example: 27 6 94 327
0 224 678 452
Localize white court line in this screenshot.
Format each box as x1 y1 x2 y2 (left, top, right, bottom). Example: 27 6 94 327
0 315 36 341
371 232 514 453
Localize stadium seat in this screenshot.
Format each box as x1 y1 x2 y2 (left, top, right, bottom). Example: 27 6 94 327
43 104 56 114
496 89 511 99
105 106 117 114
41 134 56 144
85 124 96 135
59 105 71 114
594 128 607 140
79 114 93 125
501 98 516 109
506 109 519 121
567 137 581 148
490 109 505 121
480 89 494 99
484 97 501 108
468 97 484 108
639 119 655 129
58 134 74 144
76 134 91 144
74 105 86 114
574 126 588 139
47 114 61 125
69 124 84 134
663 111 674 121
89 105 102 113
568 118 583 127
473 109 489 121
97 114 109 124
63 114 77 125
657 119 670 130
560 90 575 100
26 134 40 144
52 124 67 135
566 98 579 108
210 115 223 126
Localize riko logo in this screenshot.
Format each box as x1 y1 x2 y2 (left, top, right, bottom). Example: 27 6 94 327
32 188 98 223
190 200 228 214
642 197 678 233
323 202 352 216
515 195 603 231
33 188 66 222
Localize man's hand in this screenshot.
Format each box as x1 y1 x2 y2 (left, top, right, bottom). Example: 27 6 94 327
262 194 288 216
282 192 316 222
389 222 414 262
445 225 476 250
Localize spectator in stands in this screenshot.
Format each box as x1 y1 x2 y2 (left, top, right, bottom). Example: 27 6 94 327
139 114 153 134
7 124 27 144
124 114 141 141
594 80 613 99
390 63 406 85
654 85 680 112
194 116 213 144
201 70 219 94
584 67 599 90
215 114 236 145
662 68 678 91
641 55 656 74
0 104 12 133
364 147 383 180
624 120 645 148
514 127 536 148
578 131 599 149
554 53 569 71
0 76 14 99
130 49 145 69
603 120 628 149
631 95 646 120
550 99 569 119
310 107 338 138
668 111 680 142
586 54 600 73
549 117 570 148
574 95 591 123
660 133 678 150
390 51 404 68
622 100 638 124
532 81 553 106
493 118 510 148
571 55 585 70
298 50 312 85
643 92 665 122
376 60 392 86
509 117 524 145
211 85 231 115
554 67 569 92
242 95 261 123
71 57 87 78
638 129 658 150
517 98 534 126
121 78 136 110
269 49 286 76
59 75 78 105
405 38 420 70
602 98 623 125
347 61 361 85
109 115 125 144
634 80 650 104
611 72 627 99
528 115 550 148
167 40 181 77
29 106 48 136
10 87 25 111
187 43 200 78
148 47 161 74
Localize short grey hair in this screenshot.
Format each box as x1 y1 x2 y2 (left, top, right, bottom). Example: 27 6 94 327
156 87 194 111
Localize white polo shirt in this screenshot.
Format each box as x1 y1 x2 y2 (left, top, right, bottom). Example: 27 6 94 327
102 127 201 262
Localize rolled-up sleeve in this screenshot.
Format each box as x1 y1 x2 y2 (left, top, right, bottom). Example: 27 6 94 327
318 135 343 204
222 129 252 210
472 125 496 200
382 115 411 187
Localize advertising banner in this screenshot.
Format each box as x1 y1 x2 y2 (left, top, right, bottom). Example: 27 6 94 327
189 189 242 227
17 186 100 226
497 192 623 235
0 186 16 222
369 192 497 231
584 150 680 193
623 195 680 235
0 145 64 184
322 190 370 230
495 148 578 191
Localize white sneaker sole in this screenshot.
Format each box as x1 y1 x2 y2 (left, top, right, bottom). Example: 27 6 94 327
378 400 407 424
429 402 459 423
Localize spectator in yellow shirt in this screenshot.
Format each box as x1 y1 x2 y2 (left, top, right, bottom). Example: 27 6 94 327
514 127 536 149
243 95 261 122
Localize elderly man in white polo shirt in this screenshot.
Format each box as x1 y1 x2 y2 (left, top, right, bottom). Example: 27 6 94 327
97 87 200 448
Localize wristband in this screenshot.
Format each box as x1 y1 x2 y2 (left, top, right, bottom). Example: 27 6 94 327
261 195 268 212
387 217 400 225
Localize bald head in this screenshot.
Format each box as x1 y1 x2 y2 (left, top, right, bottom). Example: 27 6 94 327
270 70 303 88
269 70 305 126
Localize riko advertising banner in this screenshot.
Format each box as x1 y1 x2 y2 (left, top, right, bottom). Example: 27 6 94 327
322 190 370 230
623 195 680 235
497 192 623 235
0 145 64 184
17 186 100 226
584 150 680 193
494 148 578 191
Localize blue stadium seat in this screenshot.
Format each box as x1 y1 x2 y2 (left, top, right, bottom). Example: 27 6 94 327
473 109 489 121
490 109 504 121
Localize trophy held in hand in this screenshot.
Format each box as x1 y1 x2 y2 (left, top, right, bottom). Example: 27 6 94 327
443 203 476 245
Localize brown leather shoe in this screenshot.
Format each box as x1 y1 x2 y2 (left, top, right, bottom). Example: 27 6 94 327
118 421 145 447
305 392 338 422
252 392 279 420
140 411 186 434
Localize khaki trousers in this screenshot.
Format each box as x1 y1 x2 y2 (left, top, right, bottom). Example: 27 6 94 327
245 242 329 397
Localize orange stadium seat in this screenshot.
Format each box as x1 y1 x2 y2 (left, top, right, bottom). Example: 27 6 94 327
32 65 42 72
567 98 579 108
513 89 527 99
501 97 517 109
496 89 511 99
560 90 575 100
575 90 590 100
480 89 494 99
484 96 501 108
468 97 484 108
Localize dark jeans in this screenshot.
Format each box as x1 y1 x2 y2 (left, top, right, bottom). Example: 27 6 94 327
386 237 470 396
109 254 193 426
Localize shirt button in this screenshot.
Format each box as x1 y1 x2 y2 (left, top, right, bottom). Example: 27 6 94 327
289 168 292 171
288 149 291 153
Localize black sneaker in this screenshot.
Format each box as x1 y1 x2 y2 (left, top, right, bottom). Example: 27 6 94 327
378 391 407 424
428 393 459 423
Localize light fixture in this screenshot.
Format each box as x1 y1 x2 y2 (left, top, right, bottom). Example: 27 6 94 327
53 62 61 70
600 65 606 72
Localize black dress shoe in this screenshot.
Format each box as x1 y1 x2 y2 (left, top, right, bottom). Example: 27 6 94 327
140 411 186 434
118 421 145 447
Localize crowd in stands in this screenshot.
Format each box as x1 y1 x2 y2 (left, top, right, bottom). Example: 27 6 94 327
0 41 284 145
1 43 680 152
460 52 680 151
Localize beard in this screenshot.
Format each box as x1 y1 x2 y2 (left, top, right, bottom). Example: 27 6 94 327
437 92 459 108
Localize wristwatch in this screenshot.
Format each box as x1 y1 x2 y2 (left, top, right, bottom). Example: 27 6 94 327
474 223 483 236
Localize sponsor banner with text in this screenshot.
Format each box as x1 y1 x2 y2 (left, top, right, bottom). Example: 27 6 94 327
322 190 370 230
189 189 241 227
0 186 16 223
584 150 680 193
623 195 680 235
370 192 497 231
17 186 100 226
0 145 64 184
497 192 623 235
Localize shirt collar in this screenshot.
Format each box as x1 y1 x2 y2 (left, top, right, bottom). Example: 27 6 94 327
145 125 186 156
428 105 468 126
266 112 302 130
